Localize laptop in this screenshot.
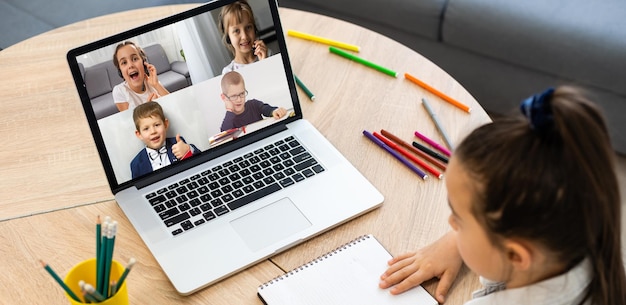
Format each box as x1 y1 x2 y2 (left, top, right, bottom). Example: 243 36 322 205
66 0 383 295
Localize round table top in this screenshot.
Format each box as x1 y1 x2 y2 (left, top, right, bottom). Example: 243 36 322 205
0 4 488 304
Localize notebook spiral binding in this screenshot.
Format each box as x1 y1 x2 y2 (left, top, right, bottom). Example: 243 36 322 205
259 234 373 289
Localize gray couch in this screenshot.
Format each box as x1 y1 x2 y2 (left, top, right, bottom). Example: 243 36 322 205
279 0 626 154
81 43 191 119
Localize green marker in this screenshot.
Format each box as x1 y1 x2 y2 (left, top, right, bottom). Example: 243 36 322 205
294 75 315 101
329 46 398 78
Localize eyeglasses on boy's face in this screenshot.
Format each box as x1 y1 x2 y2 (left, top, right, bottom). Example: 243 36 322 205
224 90 248 101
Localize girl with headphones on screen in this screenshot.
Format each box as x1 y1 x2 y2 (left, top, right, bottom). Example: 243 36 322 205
112 41 170 112
219 0 269 74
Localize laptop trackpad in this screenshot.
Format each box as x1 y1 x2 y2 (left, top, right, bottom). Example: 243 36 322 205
230 198 312 252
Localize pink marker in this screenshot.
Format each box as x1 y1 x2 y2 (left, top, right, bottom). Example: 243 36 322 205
414 131 451 157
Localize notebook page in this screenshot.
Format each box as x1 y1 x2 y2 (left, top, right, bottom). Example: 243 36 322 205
258 235 437 305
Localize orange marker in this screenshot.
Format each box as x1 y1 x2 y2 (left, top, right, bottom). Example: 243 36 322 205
404 73 471 113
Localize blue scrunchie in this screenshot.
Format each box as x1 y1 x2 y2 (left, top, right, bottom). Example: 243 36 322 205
520 88 554 130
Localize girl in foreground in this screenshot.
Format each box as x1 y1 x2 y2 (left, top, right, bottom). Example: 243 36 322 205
380 86 626 304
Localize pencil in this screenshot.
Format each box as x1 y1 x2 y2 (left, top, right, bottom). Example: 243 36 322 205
40 260 81 302
363 130 428 180
380 129 447 170
96 216 101 294
421 98 454 150
373 132 443 179
294 75 315 101
287 29 360 52
404 73 471 113
329 47 398 78
412 141 449 163
414 131 452 156
84 283 105 302
112 258 136 295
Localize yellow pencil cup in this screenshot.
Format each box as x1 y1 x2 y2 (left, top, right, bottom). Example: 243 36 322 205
64 258 129 305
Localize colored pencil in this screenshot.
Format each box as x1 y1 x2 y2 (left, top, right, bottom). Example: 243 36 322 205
412 141 449 163
421 98 454 150
287 29 360 52
380 129 447 170
373 132 443 179
40 260 81 302
404 73 471 113
414 131 452 156
294 75 315 101
363 130 428 180
329 47 398 78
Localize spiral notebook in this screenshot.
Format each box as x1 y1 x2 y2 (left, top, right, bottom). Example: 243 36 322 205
257 235 438 305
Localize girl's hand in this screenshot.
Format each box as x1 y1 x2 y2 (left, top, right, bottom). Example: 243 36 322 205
253 40 267 60
145 62 159 87
379 231 463 303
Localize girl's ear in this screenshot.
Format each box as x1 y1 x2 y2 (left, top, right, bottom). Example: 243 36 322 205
503 239 532 272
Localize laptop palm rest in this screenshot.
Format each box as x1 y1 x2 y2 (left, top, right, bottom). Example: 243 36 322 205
230 197 311 251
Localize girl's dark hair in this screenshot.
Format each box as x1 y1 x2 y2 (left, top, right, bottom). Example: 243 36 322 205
454 86 626 304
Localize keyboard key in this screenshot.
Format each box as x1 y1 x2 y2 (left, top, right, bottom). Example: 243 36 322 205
172 228 184 236
181 220 194 231
159 207 180 220
148 195 166 206
153 204 166 213
303 169 315 178
227 183 281 211
203 211 216 221
194 219 206 226
295 158 318 171
215 206 230 216
279 177 295 187
312 165 325 173
164 212 190 227
292 173 305 182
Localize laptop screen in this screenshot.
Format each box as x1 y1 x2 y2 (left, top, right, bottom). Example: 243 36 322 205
67 0 301 191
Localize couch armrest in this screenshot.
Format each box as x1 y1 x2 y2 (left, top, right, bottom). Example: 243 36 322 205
170 61 189 78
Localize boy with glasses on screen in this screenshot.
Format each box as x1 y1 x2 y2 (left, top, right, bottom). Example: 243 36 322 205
220 71 286 132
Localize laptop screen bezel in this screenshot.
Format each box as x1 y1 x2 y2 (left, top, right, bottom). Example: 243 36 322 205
66 0 302 193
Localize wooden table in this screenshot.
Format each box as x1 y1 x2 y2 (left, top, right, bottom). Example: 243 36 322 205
0 4 490 304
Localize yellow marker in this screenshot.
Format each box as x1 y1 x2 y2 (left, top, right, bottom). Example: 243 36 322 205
287 29 360 52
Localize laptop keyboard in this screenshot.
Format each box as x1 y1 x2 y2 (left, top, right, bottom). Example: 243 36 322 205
144 136 325 236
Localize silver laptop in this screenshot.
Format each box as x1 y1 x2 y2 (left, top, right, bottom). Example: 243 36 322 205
67 0 383 295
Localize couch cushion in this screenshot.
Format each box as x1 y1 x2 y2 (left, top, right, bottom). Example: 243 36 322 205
279 0 448 40
144 44 172 73
84 67 112 99
443 0 626 96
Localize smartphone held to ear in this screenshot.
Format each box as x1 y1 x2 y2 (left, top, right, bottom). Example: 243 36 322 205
144 61 150 76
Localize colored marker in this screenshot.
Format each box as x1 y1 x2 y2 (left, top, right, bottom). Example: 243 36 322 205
404 73 471 113
288 29 360 52
412 141 449 163
330 47 398 78
421 98 454 150
373 132 443 179
363 130 428 180
294 75 315 101
40 260 81 302
414 131 452 156
380 129 447 170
